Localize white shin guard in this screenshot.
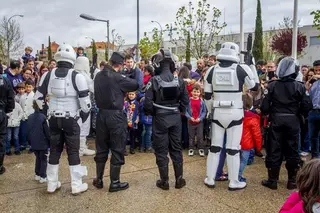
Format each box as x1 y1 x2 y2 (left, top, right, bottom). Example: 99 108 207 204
47 164 61 193
79 137 96 156
69 165 88 195
204 151 221 187
227 153 246 190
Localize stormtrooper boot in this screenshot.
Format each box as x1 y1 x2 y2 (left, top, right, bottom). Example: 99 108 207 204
109 164 129 192
79 138 96 156
227 153 247 191
93 162 106 189
47 164 61 193
204 151 221 188
173 163 186 189
156 166 169 190
69 165 88 195
0 154 6 175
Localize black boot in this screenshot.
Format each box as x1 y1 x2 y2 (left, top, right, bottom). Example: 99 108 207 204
93 162 106 189
261 168 280 190
173 163 186 189
286 167 298 190
109 164 129 192
156 166 169 190
0 155 6 175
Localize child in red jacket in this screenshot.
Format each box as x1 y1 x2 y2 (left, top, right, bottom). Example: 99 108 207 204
239 93 262 182
280 159 320 213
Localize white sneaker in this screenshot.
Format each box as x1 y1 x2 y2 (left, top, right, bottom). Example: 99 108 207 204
188 149 194 156
35 175 41 181
39 177 47 183
199 149 205 157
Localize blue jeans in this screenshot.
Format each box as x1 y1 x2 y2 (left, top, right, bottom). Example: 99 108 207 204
19 120 28 148
141 124 152 149
239 149 254 179
216 132 227 178
308 111 320 158
6 127 20 152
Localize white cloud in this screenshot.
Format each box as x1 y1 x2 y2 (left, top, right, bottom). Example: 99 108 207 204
1 0 318 52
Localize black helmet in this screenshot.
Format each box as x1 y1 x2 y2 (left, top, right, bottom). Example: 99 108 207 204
151 49 175 74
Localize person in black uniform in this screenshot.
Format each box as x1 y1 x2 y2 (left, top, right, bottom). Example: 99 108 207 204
261 56 312 190
0 72 15 175
93 52 139 192
144 49 189 190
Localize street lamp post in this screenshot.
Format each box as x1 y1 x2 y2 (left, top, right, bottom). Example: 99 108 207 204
151 20 163 48
292 0 299 60
239 0 244 63
137 0 140 62
7 14 24 65
80 13 110 60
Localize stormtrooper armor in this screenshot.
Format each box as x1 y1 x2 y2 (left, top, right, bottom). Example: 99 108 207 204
35 44 91 195
74 56 95 156
204 42 259 191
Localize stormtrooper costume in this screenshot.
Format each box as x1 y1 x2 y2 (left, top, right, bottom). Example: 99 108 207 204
203 42 259 191
35 44 91 195
74 56 96 156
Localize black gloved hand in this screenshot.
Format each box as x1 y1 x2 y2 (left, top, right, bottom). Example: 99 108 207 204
80 111 90 123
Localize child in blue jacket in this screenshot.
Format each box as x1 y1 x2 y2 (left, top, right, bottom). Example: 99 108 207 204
185 84 207 156
139 95 153 152
27 101 50 183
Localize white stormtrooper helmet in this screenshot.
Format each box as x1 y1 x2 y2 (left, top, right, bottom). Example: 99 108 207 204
216 42 240 63
54 43 77 65
74 56 90 74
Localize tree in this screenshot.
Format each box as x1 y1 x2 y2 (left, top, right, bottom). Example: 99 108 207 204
311 10 320 37
92 39 97 63
111 29 126 51
105 45 108 61
138 28 162 60
262 28 279 61
252 0 263 61
186 32 191 62
271 17 307 57
0 16 24 63
48 36 52 60
167 0 226 59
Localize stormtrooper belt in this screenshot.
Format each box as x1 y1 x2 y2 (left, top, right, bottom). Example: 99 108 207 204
153 103 179 113
49 111 78 118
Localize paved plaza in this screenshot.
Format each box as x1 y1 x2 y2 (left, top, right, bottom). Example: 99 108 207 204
0 140 293 213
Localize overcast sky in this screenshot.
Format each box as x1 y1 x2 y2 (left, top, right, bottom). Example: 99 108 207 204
1 0 318 52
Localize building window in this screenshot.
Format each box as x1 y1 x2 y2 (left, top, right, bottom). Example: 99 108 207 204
310 36 320 46
215 43 221 51
171 47 177 54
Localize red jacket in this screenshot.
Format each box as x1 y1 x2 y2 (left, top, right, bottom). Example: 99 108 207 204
240 110 262 151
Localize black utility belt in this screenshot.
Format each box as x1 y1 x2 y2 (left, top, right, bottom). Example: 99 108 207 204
272 113 297 116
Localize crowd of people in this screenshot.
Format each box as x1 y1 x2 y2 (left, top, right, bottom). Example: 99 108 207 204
0 41 320 212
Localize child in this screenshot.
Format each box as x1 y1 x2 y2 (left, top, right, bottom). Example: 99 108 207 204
15 82 25 103
143 65 153 86
27 101 50 183
139 95 152 152
22 46 35 66
124 91 139 154
6 100 24 155
238 93 262 182
280 159 320 213
19 79 35 151
185 84 207 156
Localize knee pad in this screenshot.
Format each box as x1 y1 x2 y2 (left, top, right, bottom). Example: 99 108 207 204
210 146 222 153
226 149 240 156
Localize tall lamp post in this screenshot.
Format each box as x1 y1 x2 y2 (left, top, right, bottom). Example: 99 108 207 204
292 0 298 60
7 14 24 65
80 14 110 60
151 20 163 47
239 0 244 63
137 0 140 62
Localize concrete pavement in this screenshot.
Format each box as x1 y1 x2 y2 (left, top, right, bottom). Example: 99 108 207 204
0 141 293 213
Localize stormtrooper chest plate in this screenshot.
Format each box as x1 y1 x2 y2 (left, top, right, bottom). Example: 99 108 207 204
48 69 77 97
212 64 239 91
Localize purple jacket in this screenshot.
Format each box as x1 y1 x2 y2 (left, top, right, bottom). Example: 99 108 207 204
190 71 200 81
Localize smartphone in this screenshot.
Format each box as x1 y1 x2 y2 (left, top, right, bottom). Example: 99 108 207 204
267 71 275 80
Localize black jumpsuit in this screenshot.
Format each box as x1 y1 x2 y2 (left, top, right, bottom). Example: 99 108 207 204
261 78 311 187
0 75 15 173
144 66 189 172
94 65 138 178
